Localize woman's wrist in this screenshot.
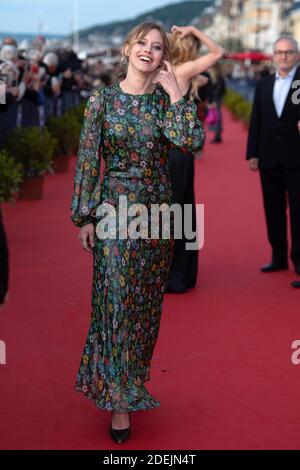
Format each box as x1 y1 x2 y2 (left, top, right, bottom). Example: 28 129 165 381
191 26 198 37
169 91 183 104
191 26 202 40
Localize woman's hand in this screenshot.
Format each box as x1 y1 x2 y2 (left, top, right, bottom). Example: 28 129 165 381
0 292 9 311
171 25 195 38
249 158 259 171
79 223 95 253
297 120 300 133
153 60 183 104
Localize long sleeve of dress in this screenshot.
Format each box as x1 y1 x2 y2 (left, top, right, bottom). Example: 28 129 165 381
70 89 104 227
163 96 205 152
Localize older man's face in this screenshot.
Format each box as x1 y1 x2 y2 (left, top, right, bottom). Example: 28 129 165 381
273 39 299 73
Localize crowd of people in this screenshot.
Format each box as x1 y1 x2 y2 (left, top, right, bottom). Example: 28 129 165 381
0 35 89 144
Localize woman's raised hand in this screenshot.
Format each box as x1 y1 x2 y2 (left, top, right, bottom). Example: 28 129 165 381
171 25 195 38
153 60 183 104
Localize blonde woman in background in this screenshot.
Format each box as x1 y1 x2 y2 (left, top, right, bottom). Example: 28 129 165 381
166 25 224 293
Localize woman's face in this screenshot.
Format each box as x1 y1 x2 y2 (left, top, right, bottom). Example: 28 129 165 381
126 28 164 74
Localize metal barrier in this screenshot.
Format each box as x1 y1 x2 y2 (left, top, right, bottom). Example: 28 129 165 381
0 90 83 147
0 100 19 147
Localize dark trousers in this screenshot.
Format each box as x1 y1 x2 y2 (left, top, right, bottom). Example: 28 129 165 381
259 163 300 265
214 98 223 141
0 210 9 303
167 148 198 291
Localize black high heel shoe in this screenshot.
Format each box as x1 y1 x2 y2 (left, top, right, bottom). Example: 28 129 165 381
110 411 131 444
110 426 131 444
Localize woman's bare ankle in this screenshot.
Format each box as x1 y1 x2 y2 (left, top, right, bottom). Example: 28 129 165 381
111 410 130 430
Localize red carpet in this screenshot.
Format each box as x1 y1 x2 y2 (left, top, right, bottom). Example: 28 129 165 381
1 109 300 450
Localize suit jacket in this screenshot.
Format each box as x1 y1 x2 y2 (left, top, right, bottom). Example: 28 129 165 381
246 66 300 168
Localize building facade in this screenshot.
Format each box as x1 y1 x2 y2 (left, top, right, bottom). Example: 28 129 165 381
290 1 300 45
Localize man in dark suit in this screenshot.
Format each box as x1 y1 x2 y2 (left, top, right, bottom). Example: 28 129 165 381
246 36 300 288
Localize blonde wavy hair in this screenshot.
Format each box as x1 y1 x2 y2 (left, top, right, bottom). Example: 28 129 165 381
120 22 171 73
168 30 202 99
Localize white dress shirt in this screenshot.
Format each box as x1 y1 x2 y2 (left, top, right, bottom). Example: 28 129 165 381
273 66 297 118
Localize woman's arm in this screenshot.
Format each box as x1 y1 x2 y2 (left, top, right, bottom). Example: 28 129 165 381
155 60 205 153
172 25 225 80
163 96 205 153
70 89 104 228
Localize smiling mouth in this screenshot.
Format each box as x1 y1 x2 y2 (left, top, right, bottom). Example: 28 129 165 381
138 56 153 63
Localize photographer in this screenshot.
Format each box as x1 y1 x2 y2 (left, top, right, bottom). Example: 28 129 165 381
0 45 21 111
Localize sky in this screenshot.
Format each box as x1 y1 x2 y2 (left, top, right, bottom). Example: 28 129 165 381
0 0 197 35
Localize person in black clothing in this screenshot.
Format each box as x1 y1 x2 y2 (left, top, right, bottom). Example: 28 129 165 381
195 70 214 122
0 52 21 147
246 36 300 288
291 119 300 289
167 25 224 293
209 63 226 143
0 208 9 309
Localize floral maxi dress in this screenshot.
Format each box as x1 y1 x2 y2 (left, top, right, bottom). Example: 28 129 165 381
70 81 205 412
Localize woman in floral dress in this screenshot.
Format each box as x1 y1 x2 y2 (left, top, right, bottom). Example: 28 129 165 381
70 22 205 443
